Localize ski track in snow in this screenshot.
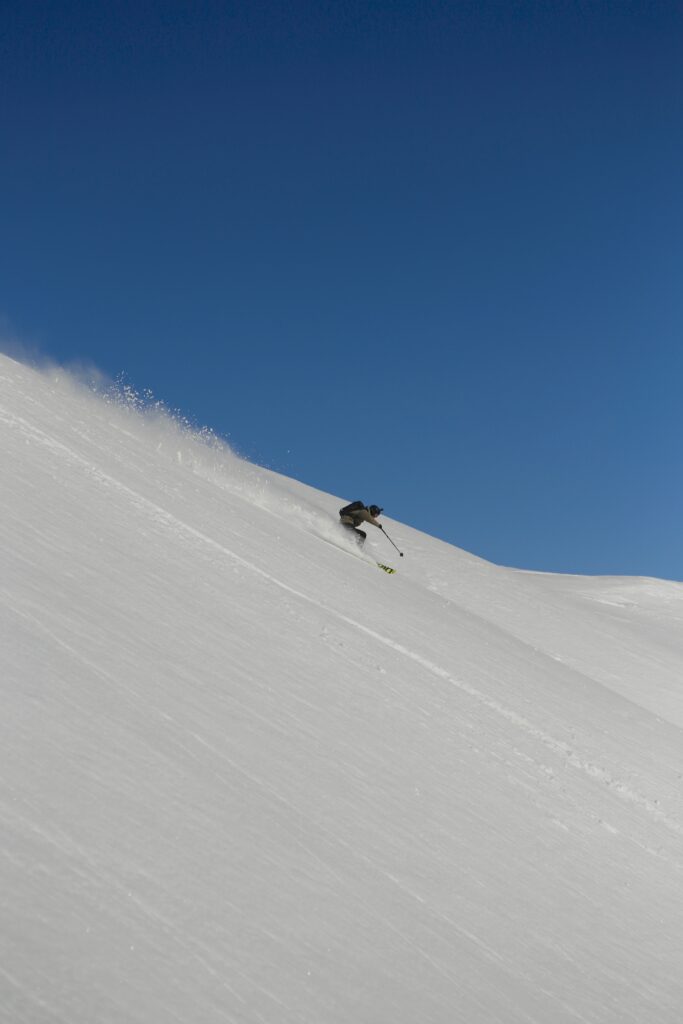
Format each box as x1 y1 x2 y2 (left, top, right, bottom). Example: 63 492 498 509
4 400 682 855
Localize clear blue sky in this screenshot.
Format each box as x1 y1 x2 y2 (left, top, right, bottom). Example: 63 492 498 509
2 0 681 578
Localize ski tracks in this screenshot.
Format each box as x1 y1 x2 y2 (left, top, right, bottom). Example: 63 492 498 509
4 402 683 854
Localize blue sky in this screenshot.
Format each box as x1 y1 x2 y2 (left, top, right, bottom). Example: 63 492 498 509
2 0 681 578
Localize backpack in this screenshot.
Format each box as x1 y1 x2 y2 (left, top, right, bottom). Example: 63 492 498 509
339 500 365 517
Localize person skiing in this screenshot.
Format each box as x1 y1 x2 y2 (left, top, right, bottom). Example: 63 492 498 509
338 501 384 548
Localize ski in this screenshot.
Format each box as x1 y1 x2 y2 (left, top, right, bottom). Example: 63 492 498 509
377 563 396 574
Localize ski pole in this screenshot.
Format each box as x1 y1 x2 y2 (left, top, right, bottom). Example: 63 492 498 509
381 527 404 557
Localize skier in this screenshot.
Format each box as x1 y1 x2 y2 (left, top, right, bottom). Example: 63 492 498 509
338 501 384 548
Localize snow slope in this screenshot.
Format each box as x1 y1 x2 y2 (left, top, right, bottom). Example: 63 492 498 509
1 353 682 1024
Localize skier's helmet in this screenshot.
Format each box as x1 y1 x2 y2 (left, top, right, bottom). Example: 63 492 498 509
369 505 383 517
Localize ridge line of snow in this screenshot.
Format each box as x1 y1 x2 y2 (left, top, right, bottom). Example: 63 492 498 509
411 584 683 732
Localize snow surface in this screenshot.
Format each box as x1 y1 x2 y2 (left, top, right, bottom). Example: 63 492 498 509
1 352 683 1024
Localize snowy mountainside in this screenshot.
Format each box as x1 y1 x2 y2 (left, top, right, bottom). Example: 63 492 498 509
1 353 683 1024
